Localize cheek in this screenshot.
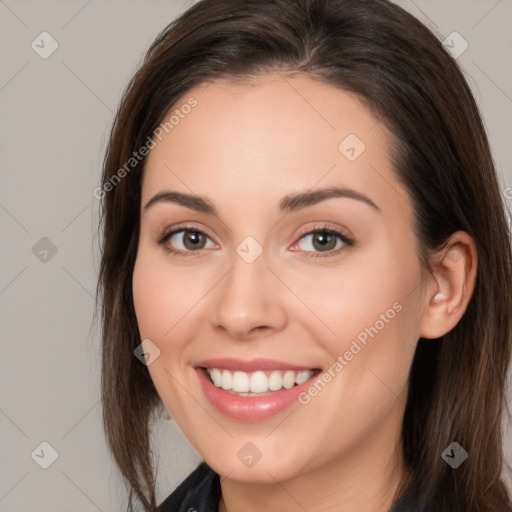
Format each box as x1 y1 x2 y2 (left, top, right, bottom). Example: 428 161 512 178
132 251 197 416
132 256 165 339
132 250 204 340
290 260 421 449
287 239 423 405
293 242 421 344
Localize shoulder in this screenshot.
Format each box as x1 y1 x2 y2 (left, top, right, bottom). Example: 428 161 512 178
157 460 221 512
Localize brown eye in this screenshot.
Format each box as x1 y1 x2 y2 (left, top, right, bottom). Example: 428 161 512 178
295 226 355 258
296 228 352 255
157 227 218 256
311 231 338 251
167 229 213 251
181 231 207 250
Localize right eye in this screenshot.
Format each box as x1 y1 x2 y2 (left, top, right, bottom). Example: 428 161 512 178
158 227 218 256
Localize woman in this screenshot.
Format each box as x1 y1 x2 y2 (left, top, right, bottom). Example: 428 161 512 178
95 0 512 510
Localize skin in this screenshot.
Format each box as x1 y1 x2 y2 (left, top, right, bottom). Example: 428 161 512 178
132 73 477 512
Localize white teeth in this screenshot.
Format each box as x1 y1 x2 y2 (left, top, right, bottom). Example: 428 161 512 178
283 370 295 389
295 370 311 385
249 371 268 393
232 371 249 392
221 369 232 390
206 368 316 393
268 371 283 391
210 368 223 387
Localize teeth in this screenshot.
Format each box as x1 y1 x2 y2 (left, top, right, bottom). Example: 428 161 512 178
233 371 249 392
206 368 315 393
221 369 232 390
249 371 267 393
210 368 223 387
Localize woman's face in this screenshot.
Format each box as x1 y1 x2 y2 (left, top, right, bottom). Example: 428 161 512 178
132 73 429 484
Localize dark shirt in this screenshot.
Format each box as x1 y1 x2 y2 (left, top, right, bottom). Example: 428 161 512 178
157 461 421 512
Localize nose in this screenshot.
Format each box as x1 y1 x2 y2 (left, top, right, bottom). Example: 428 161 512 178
209 249 288 341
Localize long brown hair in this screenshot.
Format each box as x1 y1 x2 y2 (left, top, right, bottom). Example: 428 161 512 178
95 0 512 510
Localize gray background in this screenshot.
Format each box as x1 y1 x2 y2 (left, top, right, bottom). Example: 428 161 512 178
1 1 511 511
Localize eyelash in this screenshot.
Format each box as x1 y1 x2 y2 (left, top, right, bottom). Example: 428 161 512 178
156 223 355 259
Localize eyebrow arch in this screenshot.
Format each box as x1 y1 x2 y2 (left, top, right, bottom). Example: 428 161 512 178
280 186 380 213
144 190 216 215
143 186 380 215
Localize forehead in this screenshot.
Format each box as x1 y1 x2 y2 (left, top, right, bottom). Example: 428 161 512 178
141 73 410 219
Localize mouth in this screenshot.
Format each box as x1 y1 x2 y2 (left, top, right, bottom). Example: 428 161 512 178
193 357 324 420
199 367 322 396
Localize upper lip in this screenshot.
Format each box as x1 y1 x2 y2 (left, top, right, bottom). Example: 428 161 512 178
193 358 320 373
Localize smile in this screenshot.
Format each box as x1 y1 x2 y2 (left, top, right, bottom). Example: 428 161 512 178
193 358 322 420
204 368 317 395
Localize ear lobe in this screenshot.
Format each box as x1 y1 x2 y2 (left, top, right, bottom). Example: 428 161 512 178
419 231 478 340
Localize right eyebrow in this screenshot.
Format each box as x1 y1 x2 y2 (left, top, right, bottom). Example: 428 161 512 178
144 191 218 215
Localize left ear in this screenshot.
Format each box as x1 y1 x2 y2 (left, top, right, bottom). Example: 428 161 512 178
419 230 478 339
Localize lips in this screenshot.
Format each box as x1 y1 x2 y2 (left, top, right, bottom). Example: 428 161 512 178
193 358 322 421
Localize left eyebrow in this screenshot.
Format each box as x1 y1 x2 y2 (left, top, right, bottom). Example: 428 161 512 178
143 185 380 215
279 186 380 213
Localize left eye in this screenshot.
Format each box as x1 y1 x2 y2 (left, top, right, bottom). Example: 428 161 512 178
294 229 348 254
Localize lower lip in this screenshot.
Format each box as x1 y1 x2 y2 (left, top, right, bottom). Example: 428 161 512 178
195 367 318 421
